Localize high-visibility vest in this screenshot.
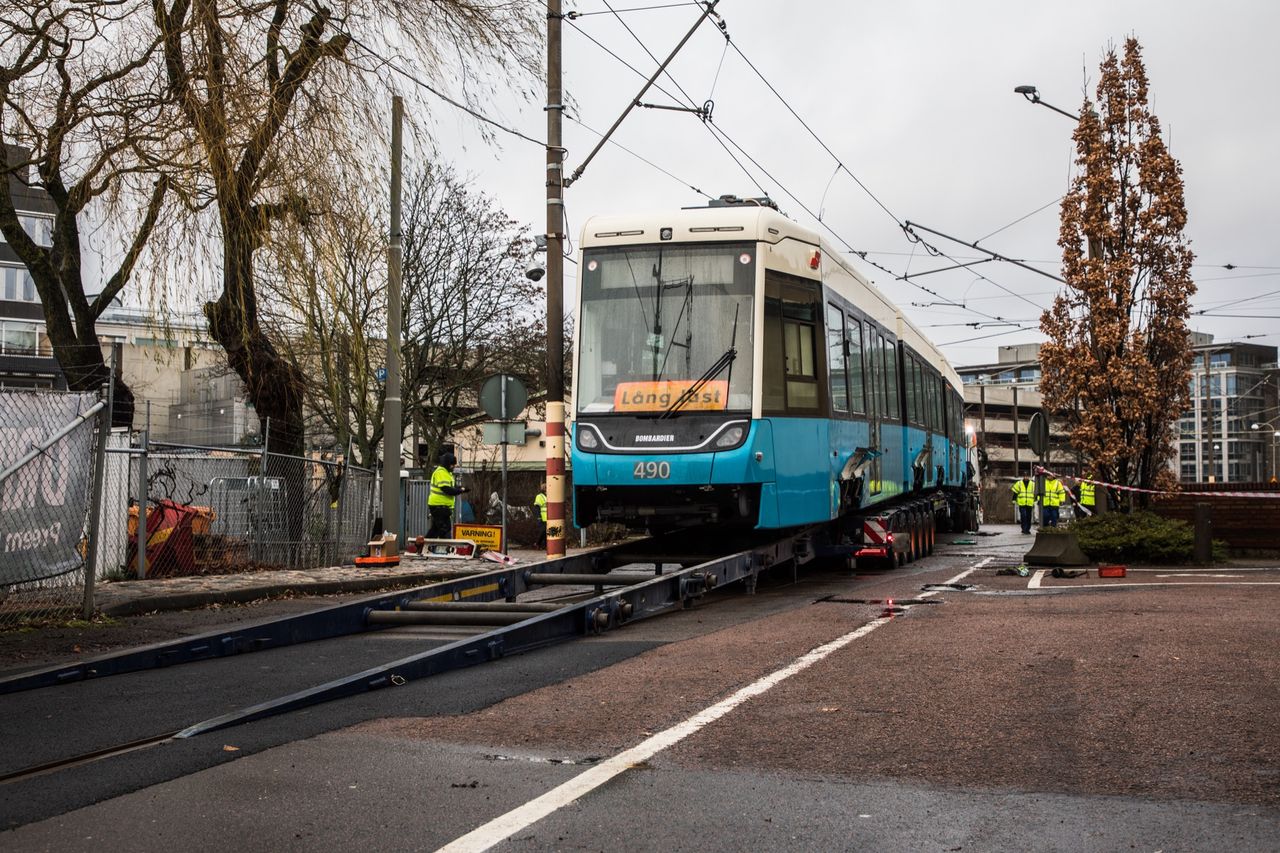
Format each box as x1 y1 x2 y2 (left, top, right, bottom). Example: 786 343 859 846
1011 479 1037 506
1080 481 1095 506
534 493 547 522
1043 479 1065 507
429 465 456 508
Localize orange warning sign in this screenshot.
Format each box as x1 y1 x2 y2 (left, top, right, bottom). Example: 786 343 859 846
613 380 729 412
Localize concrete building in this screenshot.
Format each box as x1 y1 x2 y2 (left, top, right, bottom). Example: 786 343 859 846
955 344 1076 522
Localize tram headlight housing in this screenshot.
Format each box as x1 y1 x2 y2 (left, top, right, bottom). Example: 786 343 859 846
577 427 599 449
714 425 745 448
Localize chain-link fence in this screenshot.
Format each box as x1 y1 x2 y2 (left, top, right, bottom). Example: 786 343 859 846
0 390 103 630
97 440 378 578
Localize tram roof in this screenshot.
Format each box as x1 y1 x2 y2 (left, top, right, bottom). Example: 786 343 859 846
578 204 962 393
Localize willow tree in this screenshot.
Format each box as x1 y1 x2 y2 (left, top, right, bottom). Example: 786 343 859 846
150 0 540 455
1039 38 1195 500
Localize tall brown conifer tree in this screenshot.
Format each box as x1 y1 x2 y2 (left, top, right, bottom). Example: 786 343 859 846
1040 38 1195 500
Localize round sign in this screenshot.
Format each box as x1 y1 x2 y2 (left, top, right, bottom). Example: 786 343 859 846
479 374 528 421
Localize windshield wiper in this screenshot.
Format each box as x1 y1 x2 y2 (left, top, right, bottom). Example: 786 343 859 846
659 304 739 420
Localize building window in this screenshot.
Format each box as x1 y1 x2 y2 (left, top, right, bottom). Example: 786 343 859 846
1209 352 1231 367
1 265 40 303
0 321 38 356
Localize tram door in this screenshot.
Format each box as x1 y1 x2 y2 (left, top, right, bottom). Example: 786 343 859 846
865 322 882 495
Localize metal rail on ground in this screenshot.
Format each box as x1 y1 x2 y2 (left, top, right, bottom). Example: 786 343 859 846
176 532 800 737
0 539 643 695
0 531 786 697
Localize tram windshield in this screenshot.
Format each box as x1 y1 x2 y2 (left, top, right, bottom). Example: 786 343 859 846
577 242 756 415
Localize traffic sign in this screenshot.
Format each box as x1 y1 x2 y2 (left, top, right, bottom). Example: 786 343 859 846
1028 412 1050 458
375 367 387 383
479 374 527 421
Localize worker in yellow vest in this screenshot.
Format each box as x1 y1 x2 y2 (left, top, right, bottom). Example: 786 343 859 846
533 481 548 548
1042 475 1066 527
1011 474 1037 534
427 452 468 539
1079 479 1096 515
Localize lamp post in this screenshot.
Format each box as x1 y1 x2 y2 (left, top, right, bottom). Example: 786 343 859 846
1015 84 1107 512
1250 421 1280 482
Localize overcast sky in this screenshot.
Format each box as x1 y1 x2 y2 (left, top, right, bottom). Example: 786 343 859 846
403 0 1280 368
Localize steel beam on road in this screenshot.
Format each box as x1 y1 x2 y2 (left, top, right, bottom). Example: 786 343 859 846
176 536 799 739
367 610 535 627
402 601 565 612
525 572 655 586
0 544 646 696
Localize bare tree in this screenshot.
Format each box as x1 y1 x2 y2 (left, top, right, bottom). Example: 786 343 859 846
0 0 173 425
1039 38 1196 500
149 0 541 455
261 163 545 470
260 200 384 466
401 163 544 467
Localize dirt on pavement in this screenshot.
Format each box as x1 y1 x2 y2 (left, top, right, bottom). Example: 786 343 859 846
362 574 1280 807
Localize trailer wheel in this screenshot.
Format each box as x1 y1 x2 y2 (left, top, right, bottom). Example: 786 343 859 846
926 512 936 555
905 511 919 564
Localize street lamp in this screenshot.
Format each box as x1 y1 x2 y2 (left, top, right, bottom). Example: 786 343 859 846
1249 421 1280 482
1013 85 1081 121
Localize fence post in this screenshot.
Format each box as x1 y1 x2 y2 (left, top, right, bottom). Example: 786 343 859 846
333 437 352 565
82 379 113 619
1193 503 1212 564
136 415 149 580
256 417 270 564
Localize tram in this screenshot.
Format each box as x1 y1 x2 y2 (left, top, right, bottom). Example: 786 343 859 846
569 196 979 558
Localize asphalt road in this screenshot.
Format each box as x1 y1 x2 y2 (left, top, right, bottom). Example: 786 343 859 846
3 527 1278 851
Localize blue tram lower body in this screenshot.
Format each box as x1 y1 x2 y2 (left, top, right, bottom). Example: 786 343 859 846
572 417 966 530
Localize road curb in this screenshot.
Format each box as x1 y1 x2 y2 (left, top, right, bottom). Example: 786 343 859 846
97 572 459 618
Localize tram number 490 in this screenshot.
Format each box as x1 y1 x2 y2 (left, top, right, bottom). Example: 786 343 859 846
633 460 671 479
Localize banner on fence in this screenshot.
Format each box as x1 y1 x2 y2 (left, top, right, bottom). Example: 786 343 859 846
0 392 97 584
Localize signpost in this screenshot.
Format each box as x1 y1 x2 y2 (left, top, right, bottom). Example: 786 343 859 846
1028 412 1049 524
479 374 528 554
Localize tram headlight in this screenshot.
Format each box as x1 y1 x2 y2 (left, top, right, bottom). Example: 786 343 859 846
578 428 599 449
714 425 745 448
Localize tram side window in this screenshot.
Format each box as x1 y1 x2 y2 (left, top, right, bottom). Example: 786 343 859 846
763 274 823 414
883 336 900 421
868 329 884 418
826 304 848 414
909 357 923 425
936 373 947 432
847 316 865 413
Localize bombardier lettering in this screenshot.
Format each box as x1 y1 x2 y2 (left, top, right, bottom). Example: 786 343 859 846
635 434 675 442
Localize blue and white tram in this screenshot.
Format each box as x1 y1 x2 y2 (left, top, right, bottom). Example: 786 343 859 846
570 196 978 545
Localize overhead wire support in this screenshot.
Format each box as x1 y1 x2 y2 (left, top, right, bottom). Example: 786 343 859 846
564 0 721 187
904 220 1066 285
636 99 714 120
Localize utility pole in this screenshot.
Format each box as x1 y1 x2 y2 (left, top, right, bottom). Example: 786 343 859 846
541 1 718 557
544 0 567 557
382 96 404 539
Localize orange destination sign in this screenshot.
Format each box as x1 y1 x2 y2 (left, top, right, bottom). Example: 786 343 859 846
614 380 729 412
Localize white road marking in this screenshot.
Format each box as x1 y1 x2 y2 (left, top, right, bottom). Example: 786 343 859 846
1028 570 1045 589
434 557 993 853
1037 581 1280 590
1155 573 1242 578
